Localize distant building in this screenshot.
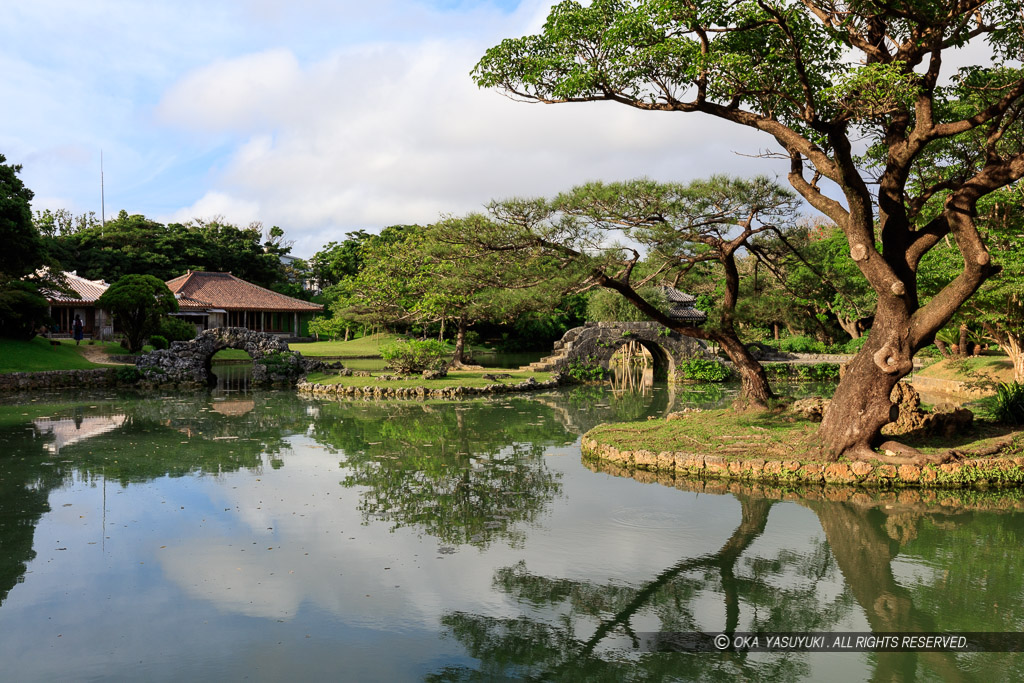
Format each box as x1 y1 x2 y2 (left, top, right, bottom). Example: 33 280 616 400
652 286 707 323
42 271 112 338
165 270 323 338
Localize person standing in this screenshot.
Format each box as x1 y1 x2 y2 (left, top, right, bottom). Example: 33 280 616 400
72 314 84 345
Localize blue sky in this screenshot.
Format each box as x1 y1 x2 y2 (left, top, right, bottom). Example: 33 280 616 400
2 0 782 257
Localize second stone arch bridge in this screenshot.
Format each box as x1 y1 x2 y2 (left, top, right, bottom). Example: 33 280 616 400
524 322 714 381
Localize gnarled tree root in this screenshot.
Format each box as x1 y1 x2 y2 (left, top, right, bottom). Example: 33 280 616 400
851 441 955 466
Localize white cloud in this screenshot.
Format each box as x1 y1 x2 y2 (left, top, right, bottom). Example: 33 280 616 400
155 35 773 256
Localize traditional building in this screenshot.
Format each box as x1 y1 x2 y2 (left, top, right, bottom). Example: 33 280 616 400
652 286 707 323
165 271 323 338
43 271 112 338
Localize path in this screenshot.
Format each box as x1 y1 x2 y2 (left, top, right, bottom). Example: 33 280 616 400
77 344 132 366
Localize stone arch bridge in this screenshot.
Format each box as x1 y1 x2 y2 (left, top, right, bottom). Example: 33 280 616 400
524 322 714 381
137 327 313 386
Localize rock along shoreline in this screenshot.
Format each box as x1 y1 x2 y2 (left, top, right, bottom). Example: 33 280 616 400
580 434 1024 490
296 375 563 400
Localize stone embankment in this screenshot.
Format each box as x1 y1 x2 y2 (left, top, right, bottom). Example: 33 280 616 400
585 461 1024 511
297 375 562 399
0 368 120 392
580 434 1024 489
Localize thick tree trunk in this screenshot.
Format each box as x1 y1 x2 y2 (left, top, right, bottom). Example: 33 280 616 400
715 332 775 405
817 308 916 460
836 315 861 339
451 316 469 366
1000 334 1024 383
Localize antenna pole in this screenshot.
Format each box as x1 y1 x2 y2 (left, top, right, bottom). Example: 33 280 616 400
100 150 106 228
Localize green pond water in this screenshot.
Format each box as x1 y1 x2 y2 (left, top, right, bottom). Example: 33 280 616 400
0 366 1021 680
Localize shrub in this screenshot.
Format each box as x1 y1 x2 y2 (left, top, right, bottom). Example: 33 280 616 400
379 339 449 373
115 366 142 384
159 316 197 342
763 362 840 381
993 382 1024 425
149 335 169 350
842 334 869 354
679 358 731 382
565 356 607 382
778 335 827 354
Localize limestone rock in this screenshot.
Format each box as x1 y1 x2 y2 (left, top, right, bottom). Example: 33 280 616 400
792 397 831 422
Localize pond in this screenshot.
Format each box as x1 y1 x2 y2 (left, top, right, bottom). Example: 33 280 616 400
0 375 1021 680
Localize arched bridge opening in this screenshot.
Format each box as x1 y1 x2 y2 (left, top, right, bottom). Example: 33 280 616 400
531 322 714 382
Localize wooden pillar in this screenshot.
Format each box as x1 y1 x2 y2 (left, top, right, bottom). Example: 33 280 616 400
293 312 298 337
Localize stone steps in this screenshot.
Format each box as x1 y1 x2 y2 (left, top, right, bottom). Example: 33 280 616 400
521 347 569 372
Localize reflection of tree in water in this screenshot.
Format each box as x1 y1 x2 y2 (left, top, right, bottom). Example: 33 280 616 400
802 495 1024 682
538 385 672 434
309 398 575 547
0 391 312 606
431 473 1024 681
430 495 819 681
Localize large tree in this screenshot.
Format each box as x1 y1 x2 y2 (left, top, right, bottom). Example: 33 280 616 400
349 219 572 365
0 154 65 339
920 184 1024 381
97 274 178 353
474 0 1024 462
50 212 297 290
480 175 798 402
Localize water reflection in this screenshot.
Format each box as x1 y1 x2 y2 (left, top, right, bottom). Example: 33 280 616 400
209 361 253 394
0 386 1022 680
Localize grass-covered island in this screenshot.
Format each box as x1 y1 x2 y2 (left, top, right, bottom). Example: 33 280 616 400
299 368 558 399
582 404 1024 490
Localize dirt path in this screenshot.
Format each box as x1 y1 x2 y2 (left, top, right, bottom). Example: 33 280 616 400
77 344 132 366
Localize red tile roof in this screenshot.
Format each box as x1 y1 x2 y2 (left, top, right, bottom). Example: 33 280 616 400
165 271 323 313
44 271 110 304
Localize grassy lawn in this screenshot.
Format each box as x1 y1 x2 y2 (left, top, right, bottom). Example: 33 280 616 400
0 337 106 373
914 355 1015 383
289 333 497 359
587 409 819 460
212 348 253 361
304 369 553 389
288 333 402 357
586 407 1024 461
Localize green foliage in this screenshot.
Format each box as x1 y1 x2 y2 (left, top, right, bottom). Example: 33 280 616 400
779 336 827 354
0 281 51 340
46 212 300 290
763 363 841 382
308 315 351 341
115 366 142 384
97 274 178 353
0 154 42 279
148 335 169 350
842 333 869 354
257 351 298 370
993 382 1024 425
379 339 450 373
0 154 59 340
586 286 670 323
678 358 731 382
565 355 607 382
158 316 197 343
